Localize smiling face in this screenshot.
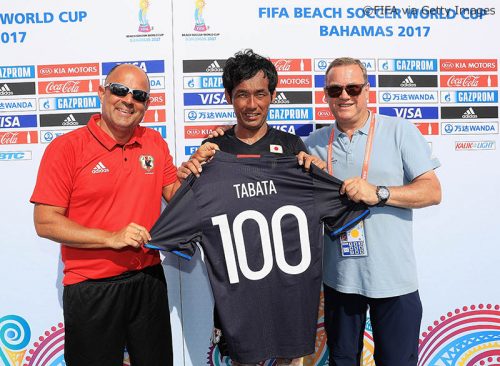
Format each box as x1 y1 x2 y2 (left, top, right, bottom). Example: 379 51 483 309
226 70 275 136
325 64 370 130
98 64 150 142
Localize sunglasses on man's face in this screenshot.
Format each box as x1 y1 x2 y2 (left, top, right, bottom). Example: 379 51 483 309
104 82 150 103
324 83 367 98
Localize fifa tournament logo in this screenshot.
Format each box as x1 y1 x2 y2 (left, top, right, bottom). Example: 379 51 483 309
194 0 207 32
138 0 151 32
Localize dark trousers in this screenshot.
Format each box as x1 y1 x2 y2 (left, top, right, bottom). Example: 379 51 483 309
63 264 173 366
324 284 422 366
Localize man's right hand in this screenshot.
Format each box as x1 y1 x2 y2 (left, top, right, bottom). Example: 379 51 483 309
207 125 232 139
177 142 220 179
107 223 151 249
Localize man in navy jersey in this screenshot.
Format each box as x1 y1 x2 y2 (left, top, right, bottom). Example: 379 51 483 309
178 49 324 366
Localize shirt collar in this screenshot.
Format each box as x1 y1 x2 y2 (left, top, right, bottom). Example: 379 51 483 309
334 110 372 137
87 113 143 150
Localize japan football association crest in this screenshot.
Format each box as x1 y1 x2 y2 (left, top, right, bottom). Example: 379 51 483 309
139 155 154 172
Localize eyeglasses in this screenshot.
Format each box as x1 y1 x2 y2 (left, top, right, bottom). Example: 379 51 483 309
104 82 150 103
324 83 367 98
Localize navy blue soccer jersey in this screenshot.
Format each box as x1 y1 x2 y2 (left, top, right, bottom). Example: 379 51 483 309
147 152 369 364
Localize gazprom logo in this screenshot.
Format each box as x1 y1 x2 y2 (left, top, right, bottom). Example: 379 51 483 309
183 76 223 89
440 90 498 104
0 66 35 79
378 59 438 72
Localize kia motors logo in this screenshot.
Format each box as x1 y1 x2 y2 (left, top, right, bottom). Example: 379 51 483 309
39 68 52 75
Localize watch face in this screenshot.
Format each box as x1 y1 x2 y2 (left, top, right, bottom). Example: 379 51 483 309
378 186 390 200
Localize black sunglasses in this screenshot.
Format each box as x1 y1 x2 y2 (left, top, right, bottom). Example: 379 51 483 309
324 83 367 98
105 82 150 103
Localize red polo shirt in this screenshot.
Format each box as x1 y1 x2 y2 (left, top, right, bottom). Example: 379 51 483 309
31 114 178 285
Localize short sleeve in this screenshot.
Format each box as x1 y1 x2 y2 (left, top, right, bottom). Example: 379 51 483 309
30 137 76 207
400 121 440 182
162 139 178 187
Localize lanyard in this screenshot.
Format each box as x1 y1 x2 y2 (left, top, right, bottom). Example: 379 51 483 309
327 112 376 180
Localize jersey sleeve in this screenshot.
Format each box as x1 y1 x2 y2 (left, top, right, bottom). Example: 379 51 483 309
310 165 370 236
293 135 309 154
160 137 178 187
146 175 202 260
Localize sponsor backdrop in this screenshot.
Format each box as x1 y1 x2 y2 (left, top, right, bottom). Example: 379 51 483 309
1 0 499 365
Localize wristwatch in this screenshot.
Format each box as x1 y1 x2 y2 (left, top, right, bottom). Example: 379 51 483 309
376 186 390 207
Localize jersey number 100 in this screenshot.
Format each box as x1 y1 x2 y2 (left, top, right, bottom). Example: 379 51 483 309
211 205 311 284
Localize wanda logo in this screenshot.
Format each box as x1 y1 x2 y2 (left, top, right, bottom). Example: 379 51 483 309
447 75 479 87
45 81 81 93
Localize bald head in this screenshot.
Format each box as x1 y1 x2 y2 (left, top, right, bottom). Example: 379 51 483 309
105 64 150 92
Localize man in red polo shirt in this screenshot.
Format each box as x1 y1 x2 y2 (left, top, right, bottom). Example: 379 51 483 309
31 64 180 366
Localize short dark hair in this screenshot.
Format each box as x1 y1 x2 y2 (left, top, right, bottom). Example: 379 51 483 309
222 49 278 97
325 57 368 84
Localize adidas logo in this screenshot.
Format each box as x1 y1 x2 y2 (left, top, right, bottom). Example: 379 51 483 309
462 107 477 119
62 114 78 126
273 92 290 104
0 84 13 96
206 60 223 72
91 162 110 174
400 76 416 87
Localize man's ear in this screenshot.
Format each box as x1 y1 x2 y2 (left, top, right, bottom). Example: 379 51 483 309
225 90 232 104
270 90 277 103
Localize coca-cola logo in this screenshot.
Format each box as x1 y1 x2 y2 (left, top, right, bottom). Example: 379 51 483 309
45 81 81 94
273 59 292 71
447 75 480 87
1 132 19 144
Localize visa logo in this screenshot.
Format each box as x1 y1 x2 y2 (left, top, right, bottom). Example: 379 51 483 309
269 124 313 137
0 114 37 128
101 60 165 74
183 92 228 106
378 107 438 120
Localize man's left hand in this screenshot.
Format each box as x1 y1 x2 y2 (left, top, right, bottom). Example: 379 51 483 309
340 177 378 205
177 142 219 180
296 151 327 171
